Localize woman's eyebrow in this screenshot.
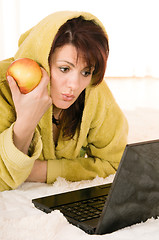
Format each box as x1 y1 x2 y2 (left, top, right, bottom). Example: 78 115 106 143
57 60 95 70
57 60 75 67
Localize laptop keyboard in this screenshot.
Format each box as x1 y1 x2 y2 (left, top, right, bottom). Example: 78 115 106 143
51 195 107 222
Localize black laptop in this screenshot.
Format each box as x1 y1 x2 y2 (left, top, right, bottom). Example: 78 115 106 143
32 139 159 235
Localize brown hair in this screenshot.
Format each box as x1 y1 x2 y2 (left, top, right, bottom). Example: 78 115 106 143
49 16 109 139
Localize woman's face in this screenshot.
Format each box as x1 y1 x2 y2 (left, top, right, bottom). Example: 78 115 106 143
50 44 94 111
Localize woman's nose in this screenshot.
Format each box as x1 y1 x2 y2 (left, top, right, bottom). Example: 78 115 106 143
67 72 80 91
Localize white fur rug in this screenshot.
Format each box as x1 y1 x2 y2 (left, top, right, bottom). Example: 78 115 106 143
0 107 159 240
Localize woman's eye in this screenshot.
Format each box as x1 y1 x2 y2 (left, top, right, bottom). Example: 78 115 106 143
81 70 91 77
59 67 69 73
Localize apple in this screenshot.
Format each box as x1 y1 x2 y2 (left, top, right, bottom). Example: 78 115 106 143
7 58 42 94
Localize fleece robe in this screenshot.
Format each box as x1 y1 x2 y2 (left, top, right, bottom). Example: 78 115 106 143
0 11 128 191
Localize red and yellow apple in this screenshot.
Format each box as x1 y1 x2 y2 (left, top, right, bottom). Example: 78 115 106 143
7 58 42 94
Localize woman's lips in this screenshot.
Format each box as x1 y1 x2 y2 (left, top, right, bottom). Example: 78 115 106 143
61 93 75 101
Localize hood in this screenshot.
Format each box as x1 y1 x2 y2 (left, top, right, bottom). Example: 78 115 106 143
14 11 108 75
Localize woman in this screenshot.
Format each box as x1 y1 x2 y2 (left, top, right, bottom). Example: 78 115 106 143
0 11 128 191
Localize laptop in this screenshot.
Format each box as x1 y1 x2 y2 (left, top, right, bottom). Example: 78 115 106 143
32 139 159 235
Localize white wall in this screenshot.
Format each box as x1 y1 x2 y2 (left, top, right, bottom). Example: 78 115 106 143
0 0 159 77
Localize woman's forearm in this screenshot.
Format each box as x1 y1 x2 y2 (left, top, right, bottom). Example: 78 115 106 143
13 118 36 155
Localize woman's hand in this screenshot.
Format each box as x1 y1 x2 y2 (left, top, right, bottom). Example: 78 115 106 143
7 68 52 154
7 68 52 129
